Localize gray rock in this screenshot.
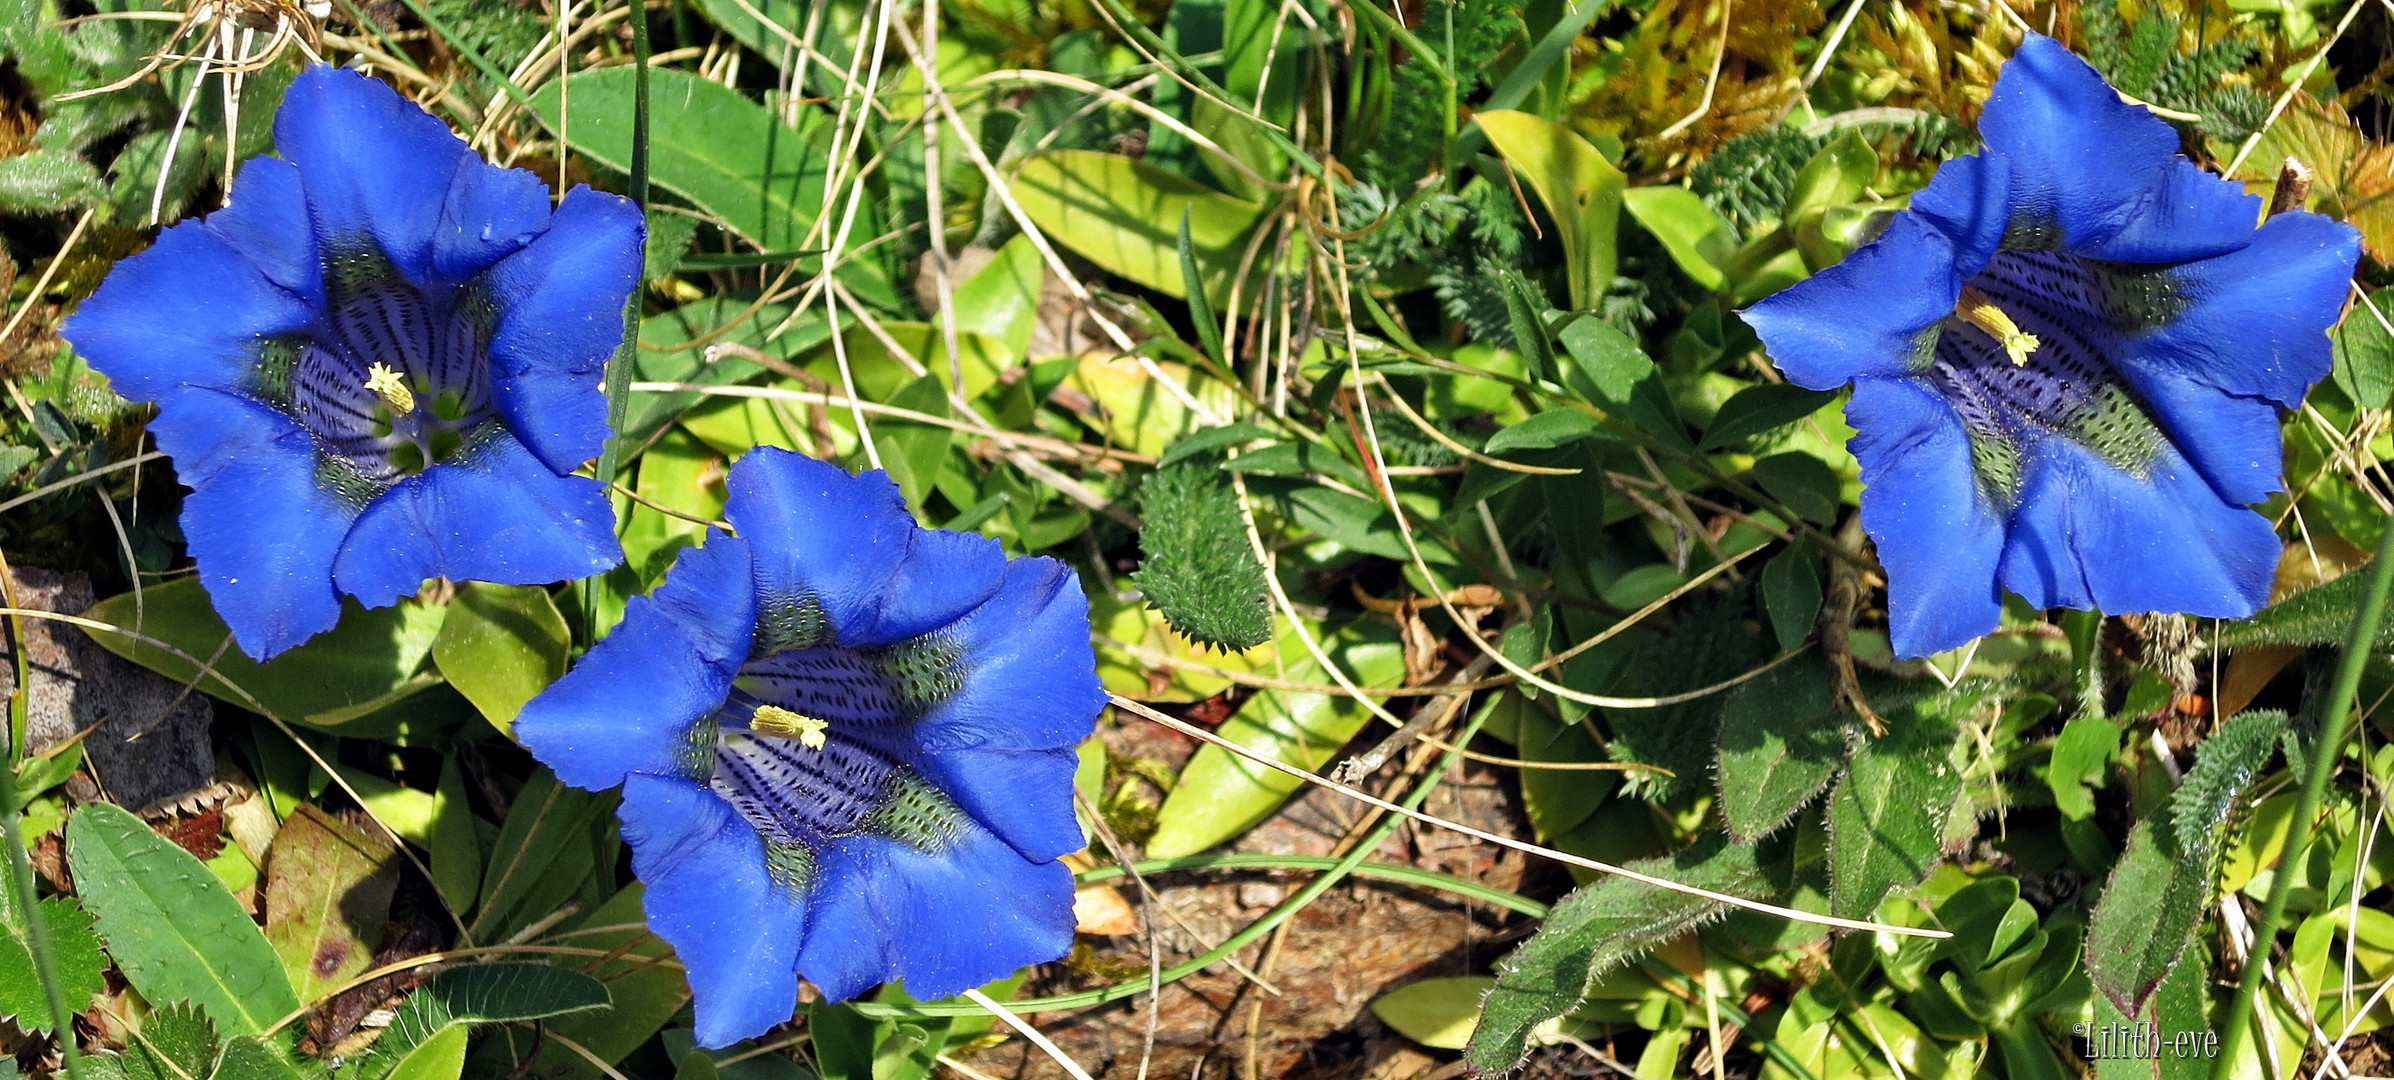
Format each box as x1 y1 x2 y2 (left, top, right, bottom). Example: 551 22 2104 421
0 567 214 813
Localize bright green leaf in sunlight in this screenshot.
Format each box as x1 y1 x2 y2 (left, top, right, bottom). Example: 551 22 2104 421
1474 110 1624 310
1010 150 1266 304
1372 976 1495 1050
431 582 570 735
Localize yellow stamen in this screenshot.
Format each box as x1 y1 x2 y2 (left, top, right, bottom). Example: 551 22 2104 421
1955 287 2040 366
751 704 828 749
364 363 416 416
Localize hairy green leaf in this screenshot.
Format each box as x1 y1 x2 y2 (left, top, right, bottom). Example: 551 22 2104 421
0 891 106 1034
122 1001 219 1080
1136 456 1272 652
68 803 300 1035
1464 837 1768 1076
1828 695 1964 919
1715 655 1844 843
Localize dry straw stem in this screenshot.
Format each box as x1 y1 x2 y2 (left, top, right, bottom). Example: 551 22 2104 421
1109 694 1947 937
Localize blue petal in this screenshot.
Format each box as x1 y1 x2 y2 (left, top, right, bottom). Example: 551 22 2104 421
1844 379 2007 659
1742 214 1957 390
431 152 552 287
911 557 1102 859
2112 365 2289 507
481 186 643 474
1996 435 2279 617
1907 151 2010 274
2115 210 2358 410
205 156 324 308
868 526 1006 646
618 775 806 1049
797 827 1075 1003
63 221 318 402
330 428 621 608
724 449 999 648
516 535 754 791
1979 35 2257 263
147 388 359 660
274 67 470 287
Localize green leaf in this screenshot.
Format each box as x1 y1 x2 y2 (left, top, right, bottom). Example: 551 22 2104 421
358 963 610 1080
1135 457 1272 653
1145 630 1405 858
262 805 399 1004
0 882 104 1036
1009 150 1266 304
539 887 690 1072
2334 290 2394 410
1759 539 1823 656
1482 410 1596 454
383 1024 467 1080
871 374 954 510
67 803 301 1035
940 234 1045 362
532 68 891 303
82 578 445 728
1155 423 1272 468
1750 452 1841 526
1502 692 1612 842
211 1034 313 1080
1621 186 1734 292
1495 271 1556 380
1714 655 1845 843
123 1000 220 1080
2044 716 2119 821
1553 317 1653 405
1474 110 1625 309
430 583 568 735
1464 837 1769 1076
1371 976 1494 1050
1178 209 1228 369
1699 384 1836 451
0 149 101 213
2085 710 2286 1015
427 757 482 918
2210 569 2394 651
1828 695 1963 919
472 769 618 943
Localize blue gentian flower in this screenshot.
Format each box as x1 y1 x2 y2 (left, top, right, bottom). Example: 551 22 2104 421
1743 34 2359 659
64 66 638 660
514 447 1103 1047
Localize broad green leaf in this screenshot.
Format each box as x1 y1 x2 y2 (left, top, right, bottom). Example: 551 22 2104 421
1464 837 1768 1076
1622 186 1734 291
2092 941 2211 1080
1474 111 1624 309
871 374 954 509
1064 352 1234 458
621 428 727 585
0 892 106 1034
357 963 610 1080
1501 692 1612 842
533 69 835 255
1371 976 1494 1050
473 769 619 943
427 756 482 917
83 579 445 727
2334 289 2394 410
829 323 1017 401
540 886 691 1072
1714 655 1844 843
1699 384 1837 451
2044 716 2118 821
123 1001 219 1080
1751 451 1842 526
1553 317 1653 405
430 583 568 735
940 235 1043 361
1481 410 1596 454
1009 150 1265 304
67 803 301 1035
629 298 831 452
2086 710 2286 1015
1144 630 1405 858
383 1024 467 1080
0 148 100 212
1759 539 1823 656
263 805 398 1004
1827 696 1963 919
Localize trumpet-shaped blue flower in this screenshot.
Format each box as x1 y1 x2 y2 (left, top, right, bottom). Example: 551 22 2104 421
515 447 1103 1047
65 66 638 660
1743 35 2359 659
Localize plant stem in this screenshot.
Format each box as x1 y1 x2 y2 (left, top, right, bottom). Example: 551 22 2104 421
2212 514 2394 1079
